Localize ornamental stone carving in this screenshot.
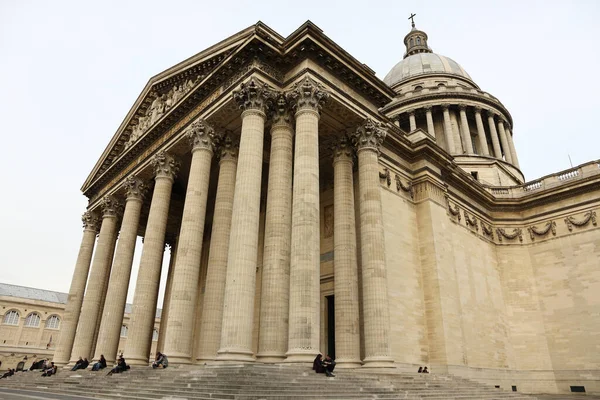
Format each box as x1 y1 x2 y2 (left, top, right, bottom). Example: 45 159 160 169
122 176 147 201
100 195 122 218
272 93 293 126
351 118 387 153
82 211 100 231
286 76 329 113
232 77 274 114
186 118 216 153
216 131 239 162
331 134 354 163
152 151 180 180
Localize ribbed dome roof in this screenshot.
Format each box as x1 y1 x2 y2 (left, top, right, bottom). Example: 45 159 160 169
383 53 472 87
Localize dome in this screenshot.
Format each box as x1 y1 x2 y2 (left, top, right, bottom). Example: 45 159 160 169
383 52 472 87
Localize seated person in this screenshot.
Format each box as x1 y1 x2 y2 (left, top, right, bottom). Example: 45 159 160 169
29 358 46 371
322 355 336 377
71 357 84 371
0 369 15 379
422 366 429 373
41 363 57 377
417 367 423 373
107 356 129 376
152 352 168 369
80 358 90 370
312 354 325 374
91 355 107 371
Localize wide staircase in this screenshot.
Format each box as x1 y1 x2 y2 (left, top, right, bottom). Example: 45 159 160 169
0 363 538 400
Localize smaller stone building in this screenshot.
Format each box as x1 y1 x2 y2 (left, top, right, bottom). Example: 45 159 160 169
0 283 161 369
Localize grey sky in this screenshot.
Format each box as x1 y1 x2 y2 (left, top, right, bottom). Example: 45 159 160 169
0 0 598 306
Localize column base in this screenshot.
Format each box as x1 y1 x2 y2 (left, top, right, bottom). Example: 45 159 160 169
362 356 396 368
127 356 151 366
284 349 319 363
167 354 193 365
335 359 363 369
215 348 255 362
256 351 286 363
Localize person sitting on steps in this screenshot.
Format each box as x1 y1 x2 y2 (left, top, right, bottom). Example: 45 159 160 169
312 354 325 374
322 355 336 377
91 355 107 371
152 352 168 369
107 355 129 376
41 362 57 377
422 366 429 373
417 366 423 373
71 357 84 371
0 369 15 379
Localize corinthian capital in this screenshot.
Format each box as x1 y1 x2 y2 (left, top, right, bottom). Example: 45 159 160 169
216 131 239 163
286 76 329 114
100 195 122 218
82 211 100 231
233 77 274 114
152 151 180 180
186 118 216 153
122 175 147 201
351 118 387 153
332 134 355 163
271 92 293 126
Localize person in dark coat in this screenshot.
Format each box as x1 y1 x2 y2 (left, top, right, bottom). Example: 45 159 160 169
71 357 84 371
91 355 107 371
312 354 325 374
107 356 129 376
0 369 15 379
41 363 57 377
322 355 336 377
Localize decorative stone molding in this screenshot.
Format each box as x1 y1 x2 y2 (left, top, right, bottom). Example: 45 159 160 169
332 134 354 163
185 118 216 153
464 210 479 231
564 210 597 231
379 167 391 187
481 222 494 239
215 131 239 163
351 118 387 153
271 92 293 126
527 221 557 240
286 76 329 113
122 176 147 201
100 195 122 218
82 211 100 231
444 194 461 222
233 77 274 114
473 106 482 114
441 103 451 111
152 151 180 180
496 227 523 243
395 174 413 199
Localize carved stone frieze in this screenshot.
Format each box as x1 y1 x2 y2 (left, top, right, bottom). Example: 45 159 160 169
395 174 413 199
444 194 461 222
528 221 557 240
564 210 597 231
186 118 216 153
464 210 479 231
100 195 123 218
216 131 239 162
82 211 100 231
351 118 387 153
152 151 180 180
481 222 494 239
122 176 148 201
286 76 329 114
233 77 274 114
379 167 391 187
496 227 523 243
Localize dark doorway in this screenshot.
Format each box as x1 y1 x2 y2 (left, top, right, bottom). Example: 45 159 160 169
326 295 335 359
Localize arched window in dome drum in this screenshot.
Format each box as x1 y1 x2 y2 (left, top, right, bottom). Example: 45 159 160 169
417 37 421 45
410 38 414 46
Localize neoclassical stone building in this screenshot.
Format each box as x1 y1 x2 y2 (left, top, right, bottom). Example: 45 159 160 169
54 21 600 395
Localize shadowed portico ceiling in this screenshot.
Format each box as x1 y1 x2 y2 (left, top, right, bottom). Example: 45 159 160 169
82 21 396 204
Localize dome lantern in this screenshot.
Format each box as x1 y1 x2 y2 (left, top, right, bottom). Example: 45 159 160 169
403 14 432 58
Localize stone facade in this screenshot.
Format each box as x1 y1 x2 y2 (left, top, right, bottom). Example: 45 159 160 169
51 21 600 395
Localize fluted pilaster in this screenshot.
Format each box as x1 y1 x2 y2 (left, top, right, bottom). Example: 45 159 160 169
127 151 179 365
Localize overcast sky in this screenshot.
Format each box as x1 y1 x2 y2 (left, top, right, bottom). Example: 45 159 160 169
0 0 598 307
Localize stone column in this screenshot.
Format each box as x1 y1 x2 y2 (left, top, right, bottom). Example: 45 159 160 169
93 177 147 364
487 111 502 159
196 133 238 362
332 135 361 368
157 241 177 354
256 95 294 363
69 196 121 362
285 76 329 363
424 106 435 138
127 151 179 365
350 119 394 368
497 119 513 164
217 78 273 361
474 107 490 156
458 105 474 154
505 126 520 168
163 120 216 364
53 212 99 366
408 109 417 132
441 104 456 154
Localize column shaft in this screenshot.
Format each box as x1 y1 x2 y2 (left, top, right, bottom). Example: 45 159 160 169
286 107 322 362
497 120 513 164
217 109 266 361
459 107 474 153
53 213 98 366
91 233 117 358
333 143 361 368
257 118 294 362
197 145 238 361
164 140 213 363
425 108 435 138
70 201 119 362
408 111 417 132
127 153 178 365
506 127 520 168
487 114 502 159
442 106 456 154
157 243 177 353
474 110 490 156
